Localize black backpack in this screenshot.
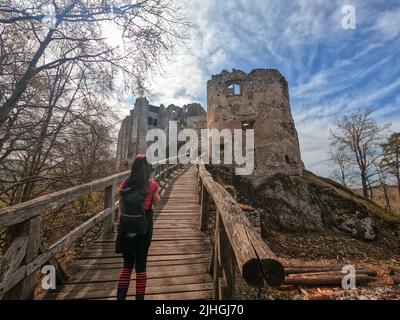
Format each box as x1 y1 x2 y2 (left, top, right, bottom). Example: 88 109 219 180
119 188 148 234
115 188 148 253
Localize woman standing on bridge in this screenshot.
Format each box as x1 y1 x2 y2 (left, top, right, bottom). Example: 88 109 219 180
116 154 160 300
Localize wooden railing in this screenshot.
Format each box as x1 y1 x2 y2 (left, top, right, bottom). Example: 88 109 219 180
1 156 283 300
196 163 285 299
0 157 181 300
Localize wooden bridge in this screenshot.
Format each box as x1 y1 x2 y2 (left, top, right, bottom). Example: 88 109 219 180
0 160 284 300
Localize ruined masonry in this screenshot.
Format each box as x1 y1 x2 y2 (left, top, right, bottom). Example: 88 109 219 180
207 68 304 187
116 97 207 169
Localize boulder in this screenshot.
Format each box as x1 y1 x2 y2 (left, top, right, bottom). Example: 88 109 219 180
336 215 376 241
234 170 379 241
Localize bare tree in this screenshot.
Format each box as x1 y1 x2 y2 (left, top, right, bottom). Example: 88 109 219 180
0 0 190 124
330 109 390 198
328 144 353 187
0 61 118 206
0 0 191 207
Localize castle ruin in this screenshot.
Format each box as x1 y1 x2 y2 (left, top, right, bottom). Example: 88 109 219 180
207 68 303 187
116 97 207 169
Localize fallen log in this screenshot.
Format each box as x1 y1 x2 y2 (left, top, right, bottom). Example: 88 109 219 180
284 263 343 269
285 266 377 277
284 273 375 286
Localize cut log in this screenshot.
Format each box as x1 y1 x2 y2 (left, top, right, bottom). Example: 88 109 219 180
284 273 375 286
285 266 377 277
284 263 344 269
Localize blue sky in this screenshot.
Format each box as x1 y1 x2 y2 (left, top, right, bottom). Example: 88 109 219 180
119 0 400 177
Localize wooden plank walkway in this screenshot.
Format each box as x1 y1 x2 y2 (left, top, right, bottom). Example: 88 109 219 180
39 166 213 300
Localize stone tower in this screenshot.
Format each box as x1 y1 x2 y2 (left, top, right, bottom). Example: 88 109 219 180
116 97 149 165
207 69 303 187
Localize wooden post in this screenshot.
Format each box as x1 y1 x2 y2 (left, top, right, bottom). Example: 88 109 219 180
103 185 115 235
213 210 220 300
200 185 210 232
219 224 234 299
162 164 166 180
166 163 170 178
4 216 40 299
198 182 202 205
208 242 215 275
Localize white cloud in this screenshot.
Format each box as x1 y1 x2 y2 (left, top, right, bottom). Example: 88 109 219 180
372 9 400 40
112 1 400 180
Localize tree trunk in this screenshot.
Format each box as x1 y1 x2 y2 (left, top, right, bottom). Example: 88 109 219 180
361 171 369 198
340 166 347 187
381 179 391 212
0 32 54 124
396 154 400 198
0 2 77 124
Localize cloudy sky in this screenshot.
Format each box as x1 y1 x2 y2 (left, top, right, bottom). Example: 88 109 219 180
117 0 400 177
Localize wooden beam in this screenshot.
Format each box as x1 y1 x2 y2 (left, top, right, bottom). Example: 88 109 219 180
26 208 112 276
197 164 284 287
199 184 210 232
3 216 41 299
213 210 220 300
0 236 28 283
240 213 285 286
0 266 26 299
0 171 129 228
218 222 234 299
103 185 116 235
0 236 28 299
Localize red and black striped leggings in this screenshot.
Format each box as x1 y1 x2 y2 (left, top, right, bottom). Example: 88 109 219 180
116 213 153 300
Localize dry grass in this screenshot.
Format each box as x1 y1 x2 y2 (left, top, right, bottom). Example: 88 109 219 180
353 186 400 217
373 188 400 216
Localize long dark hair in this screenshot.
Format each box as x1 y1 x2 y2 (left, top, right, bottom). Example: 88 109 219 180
124 154 153 192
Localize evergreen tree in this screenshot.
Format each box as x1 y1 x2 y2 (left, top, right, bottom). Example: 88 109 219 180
381 132 400 196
